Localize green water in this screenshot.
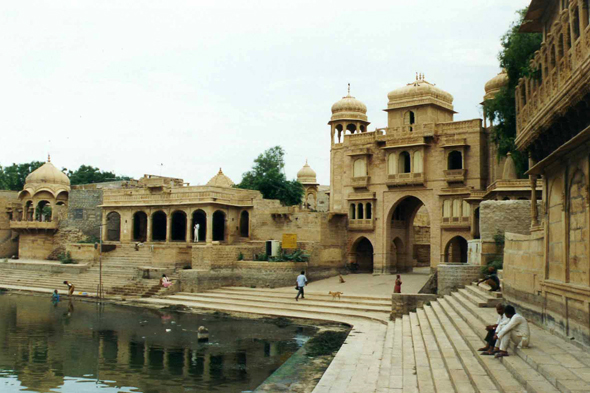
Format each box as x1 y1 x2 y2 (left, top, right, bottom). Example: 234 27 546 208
0 293 318 393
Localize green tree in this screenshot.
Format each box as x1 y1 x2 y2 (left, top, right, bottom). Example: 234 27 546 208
64 165 130 185
485 8 542 177
236 146 304 206
0 161 44 191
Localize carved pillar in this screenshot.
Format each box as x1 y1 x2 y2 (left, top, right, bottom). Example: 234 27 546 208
147 212 152 242
101 211 107 242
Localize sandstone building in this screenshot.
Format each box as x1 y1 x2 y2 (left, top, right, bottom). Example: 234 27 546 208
501 0 590 346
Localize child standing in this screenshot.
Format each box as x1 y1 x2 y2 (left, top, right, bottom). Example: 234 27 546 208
394 275 402 293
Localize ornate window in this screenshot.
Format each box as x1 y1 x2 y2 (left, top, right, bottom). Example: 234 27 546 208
353 158 367 177
413 150 423 173
398 151 411 173
388 152 397 174
448 151 463 170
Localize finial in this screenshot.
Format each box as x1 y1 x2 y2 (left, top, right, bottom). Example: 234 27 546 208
48 154 51 162
416 72 418 81
305 159 308 165
347 83 350 96
219 167 223 174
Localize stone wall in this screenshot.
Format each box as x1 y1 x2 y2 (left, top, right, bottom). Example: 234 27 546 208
62 189 103 239
479 200 541 242
0 191 19 258
437 263 481 296
391 293 438 319
18 232 56 260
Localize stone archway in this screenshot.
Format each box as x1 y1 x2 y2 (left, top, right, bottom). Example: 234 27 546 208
152 211 167 242
106 211 121 241
353 237 374 272
133 211 148 242
386 196 430 273
191 210 206 243
171 211 187 241
445 236 468 263
213 210 226 242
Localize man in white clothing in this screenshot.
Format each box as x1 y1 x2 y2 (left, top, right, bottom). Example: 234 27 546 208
295 271 308 301
493 305 530 358
479 304 507 355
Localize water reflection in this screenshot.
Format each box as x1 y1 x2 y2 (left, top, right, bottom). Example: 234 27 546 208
0 294 317 393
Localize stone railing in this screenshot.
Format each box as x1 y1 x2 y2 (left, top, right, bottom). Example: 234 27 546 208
386 173 425 187
515 12 590 149
348 219 375 231
444 169 466 183
102 188 255 207
441 216 470 229
351 176 370 189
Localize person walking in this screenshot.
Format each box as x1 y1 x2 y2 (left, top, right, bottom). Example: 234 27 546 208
295 271 307 301
394 275 402 293
63 281 75 296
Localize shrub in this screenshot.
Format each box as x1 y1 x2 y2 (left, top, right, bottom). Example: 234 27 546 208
79 235 100 244
58 251 76 264
254 253 269 261
237 251 244 261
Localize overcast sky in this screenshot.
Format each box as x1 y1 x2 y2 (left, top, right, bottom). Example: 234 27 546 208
0 0 531 186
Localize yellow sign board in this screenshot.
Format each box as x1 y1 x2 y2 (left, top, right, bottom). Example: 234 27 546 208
282 233 297 249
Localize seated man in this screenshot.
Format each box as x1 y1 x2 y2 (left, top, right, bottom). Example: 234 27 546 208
479 303 507 355
493 305 530 358
477 266 501 292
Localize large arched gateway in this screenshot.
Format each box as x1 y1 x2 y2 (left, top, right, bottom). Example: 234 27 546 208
386 196 431 273
353 237 374 272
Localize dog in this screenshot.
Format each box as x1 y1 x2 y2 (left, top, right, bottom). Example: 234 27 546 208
339 274 346 283
329 291 343 300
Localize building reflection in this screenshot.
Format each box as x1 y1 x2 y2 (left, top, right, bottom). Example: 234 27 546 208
0 295 313 393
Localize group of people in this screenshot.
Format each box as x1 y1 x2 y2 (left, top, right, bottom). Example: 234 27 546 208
479 303 530 358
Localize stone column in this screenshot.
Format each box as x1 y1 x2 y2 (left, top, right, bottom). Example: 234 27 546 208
166 211 172 243
185 211 191 243
147 212 152 242
529 155 539 228
206 209 213 243
101 211 107 242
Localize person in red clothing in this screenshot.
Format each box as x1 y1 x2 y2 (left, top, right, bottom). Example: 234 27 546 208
394 275 402 293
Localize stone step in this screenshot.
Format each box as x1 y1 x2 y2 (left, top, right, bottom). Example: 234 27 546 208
414 308 455 392
401 315 419 393
452 294 590 392
217 286 392 302
165 294 388 322
187 292 390 313
464 284 503 305
457 288 490 308
408 312 436 393
209 288 391 306
469 282 503 299
443 295 564 393
419 305 476 393
376 321 395 390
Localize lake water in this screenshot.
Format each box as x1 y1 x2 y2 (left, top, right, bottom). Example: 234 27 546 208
0 293 318 393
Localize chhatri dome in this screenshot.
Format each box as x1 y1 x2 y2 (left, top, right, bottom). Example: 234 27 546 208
25 156 70 188
330 84 368 122
387 73 454 112
297 160 318 185
206 168 234 188
484 69 509 101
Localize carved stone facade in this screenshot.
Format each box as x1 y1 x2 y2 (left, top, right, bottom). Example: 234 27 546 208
503 0 590 346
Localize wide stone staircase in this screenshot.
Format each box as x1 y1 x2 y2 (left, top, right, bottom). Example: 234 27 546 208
141 284 590 393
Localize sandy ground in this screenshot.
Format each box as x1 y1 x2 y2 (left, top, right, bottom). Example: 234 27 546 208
274 267 431 298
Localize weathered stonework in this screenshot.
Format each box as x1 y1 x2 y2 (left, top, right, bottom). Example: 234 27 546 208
437 263 481 296
391 293 438 319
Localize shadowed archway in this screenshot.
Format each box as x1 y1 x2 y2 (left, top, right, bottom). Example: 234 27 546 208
353 237 374 273
445 236 468 263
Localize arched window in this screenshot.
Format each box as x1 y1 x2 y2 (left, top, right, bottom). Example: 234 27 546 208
388 152 397 174
413 150 423 173
353 159 367 177
462 201 470 218
335 124 343 143
443 200 452 218
448 151 463 170
573 7 580 40
360 125 366 132
366 203 372 219
398 151 411 173
133 211 148 242
240 211 249 237
453 199 462 217
36 200 52 222
350 204 356 219
358 203 364 220
346 123 357 134
192 210 207 242
404 111 416 130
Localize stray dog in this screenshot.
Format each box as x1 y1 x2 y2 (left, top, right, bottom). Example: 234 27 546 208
339 275 346 283
329 291 343 300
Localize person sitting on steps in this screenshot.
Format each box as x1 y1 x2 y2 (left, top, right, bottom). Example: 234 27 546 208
493 305 530 358
160 274 173 288
477 266 501 292
479 303 507 355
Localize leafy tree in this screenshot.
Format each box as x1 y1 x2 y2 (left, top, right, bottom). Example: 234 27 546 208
236 146 304 206
64 165 131 185
484 8 542 177
0 161 44 191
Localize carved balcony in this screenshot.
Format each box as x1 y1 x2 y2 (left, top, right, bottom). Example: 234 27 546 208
348 219 375 231
351 176 370 189
444 169 466 184
386 173 424 187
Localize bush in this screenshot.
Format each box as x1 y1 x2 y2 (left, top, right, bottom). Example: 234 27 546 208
269 249 310 262
237 251 244 261
58 251 76 264
481 259 503 274
254 253 269 261
79 235 100 244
